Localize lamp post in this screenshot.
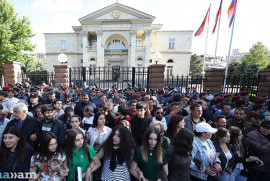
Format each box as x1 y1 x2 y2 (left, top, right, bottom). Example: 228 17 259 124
153 52 162 65
58 53 68 65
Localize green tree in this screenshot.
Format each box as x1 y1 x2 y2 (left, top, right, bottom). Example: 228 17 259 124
0 0 36 69
189 54 203 76
242 41 270 70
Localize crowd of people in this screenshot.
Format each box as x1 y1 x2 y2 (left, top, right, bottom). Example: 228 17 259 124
0 80 270 181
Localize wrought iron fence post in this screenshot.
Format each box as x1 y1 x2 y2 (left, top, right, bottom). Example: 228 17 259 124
132 67 135 87
83 67 86 82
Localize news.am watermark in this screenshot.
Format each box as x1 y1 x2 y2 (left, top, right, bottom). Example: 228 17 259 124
0 172 37 179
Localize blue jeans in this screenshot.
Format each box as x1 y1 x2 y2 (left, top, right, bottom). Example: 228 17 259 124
217 171 230 181
230 168 247 181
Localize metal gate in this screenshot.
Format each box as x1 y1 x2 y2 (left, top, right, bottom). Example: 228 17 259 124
69 66 149 89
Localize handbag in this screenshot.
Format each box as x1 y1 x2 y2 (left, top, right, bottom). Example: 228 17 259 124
158 165 168 181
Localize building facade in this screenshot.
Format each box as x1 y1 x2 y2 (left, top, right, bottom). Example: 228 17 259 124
44 3 193 76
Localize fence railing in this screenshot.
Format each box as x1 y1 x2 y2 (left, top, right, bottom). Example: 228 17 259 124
222 74 265 98
18 71 55 87
69 66 149 89
164 75 204 93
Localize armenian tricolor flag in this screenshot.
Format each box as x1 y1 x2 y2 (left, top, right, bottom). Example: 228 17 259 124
212 0 223 34
194 5 211 36
228 0 237 27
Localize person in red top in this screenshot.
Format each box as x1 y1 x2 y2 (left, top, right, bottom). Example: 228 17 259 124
115 104 131 125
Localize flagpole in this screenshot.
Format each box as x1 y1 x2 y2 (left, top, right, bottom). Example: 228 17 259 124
202 4 211 75
213 13 222 67
223 6 237 93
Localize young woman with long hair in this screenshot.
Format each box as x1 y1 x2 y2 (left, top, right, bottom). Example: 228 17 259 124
130 127 168 181
167 128 194 181
0 126 35 180
96 125 136 180
164 114 185 140
228 126 262 181
88 112 112 153
213 128 235 181
30 132 69 181
66 128 101 181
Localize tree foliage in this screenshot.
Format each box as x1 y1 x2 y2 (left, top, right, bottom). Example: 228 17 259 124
0 0 36 69
189 54 203 76
241 41 270 70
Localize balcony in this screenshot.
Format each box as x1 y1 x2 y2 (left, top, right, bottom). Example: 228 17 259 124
87 46 97 51
136 46 146 51
104 49 128 55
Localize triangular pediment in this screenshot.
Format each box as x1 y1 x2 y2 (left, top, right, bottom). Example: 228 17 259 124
79 3 155 24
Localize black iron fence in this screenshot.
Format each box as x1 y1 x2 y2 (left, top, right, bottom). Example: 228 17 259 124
18 70 55 86
164 75 204 93
69 66 149 89
222 74 265 98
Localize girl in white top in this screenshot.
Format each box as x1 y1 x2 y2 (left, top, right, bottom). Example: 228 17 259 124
88 112 112 152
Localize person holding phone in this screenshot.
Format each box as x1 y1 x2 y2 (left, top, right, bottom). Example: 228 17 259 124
190 122 222 181
30 132 69 181
130 127 168 181
66 128 101 181
213 128 236 181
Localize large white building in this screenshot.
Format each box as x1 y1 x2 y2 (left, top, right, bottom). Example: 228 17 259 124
44 2 193 76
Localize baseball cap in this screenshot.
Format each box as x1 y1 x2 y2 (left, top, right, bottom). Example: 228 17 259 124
29 93 38 98
196 122 217 134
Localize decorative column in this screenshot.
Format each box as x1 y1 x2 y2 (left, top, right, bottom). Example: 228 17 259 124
144 29 152 67
4 61 22 85
81 31 88 67
148 64 166 90
129 30 137 67
96 30 105 67
54 65 70 87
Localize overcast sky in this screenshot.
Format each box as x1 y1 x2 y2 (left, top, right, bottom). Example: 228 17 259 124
9 0 270 58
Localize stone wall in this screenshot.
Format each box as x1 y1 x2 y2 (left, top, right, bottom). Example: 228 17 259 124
148 64 165 90
204 68 225 93
3 61 22 85
258 69 270 96
54 65 70 87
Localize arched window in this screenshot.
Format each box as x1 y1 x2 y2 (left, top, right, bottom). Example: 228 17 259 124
137 57 143 61
167 59 174 63
122 42 126 49
113 39 121 49
107 43 111 49
90 58 96 61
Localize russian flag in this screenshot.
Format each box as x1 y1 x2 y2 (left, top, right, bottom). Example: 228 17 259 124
228 0 237 27
212 0 223 34
194 5 211 37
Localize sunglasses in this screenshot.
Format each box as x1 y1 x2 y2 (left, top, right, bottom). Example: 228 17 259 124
156 112 163 115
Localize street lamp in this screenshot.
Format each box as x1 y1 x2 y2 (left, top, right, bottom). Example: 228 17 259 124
58 53 68 65
153 52 162 65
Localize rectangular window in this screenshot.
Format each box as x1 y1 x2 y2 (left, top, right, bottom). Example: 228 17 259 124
136 40 141 47
60 41 66 51
167 66 173 77
90 64 96 76
169 39 175 49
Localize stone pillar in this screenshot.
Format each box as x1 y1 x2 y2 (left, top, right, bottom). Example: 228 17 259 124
129 30 137 67
54 65 70 87
3 61 22 85
96 30 104 67
258 69 270 96
82 31 88 67
204 68 225 93
148 64 166 90
144 29 151 67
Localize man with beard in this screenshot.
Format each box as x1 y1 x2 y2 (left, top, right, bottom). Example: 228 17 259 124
152 106 167 131
74 93 97 119
45 91 56 106
184 103 205 132
226 108 252 136
40 104 65 148
62 93 76 109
